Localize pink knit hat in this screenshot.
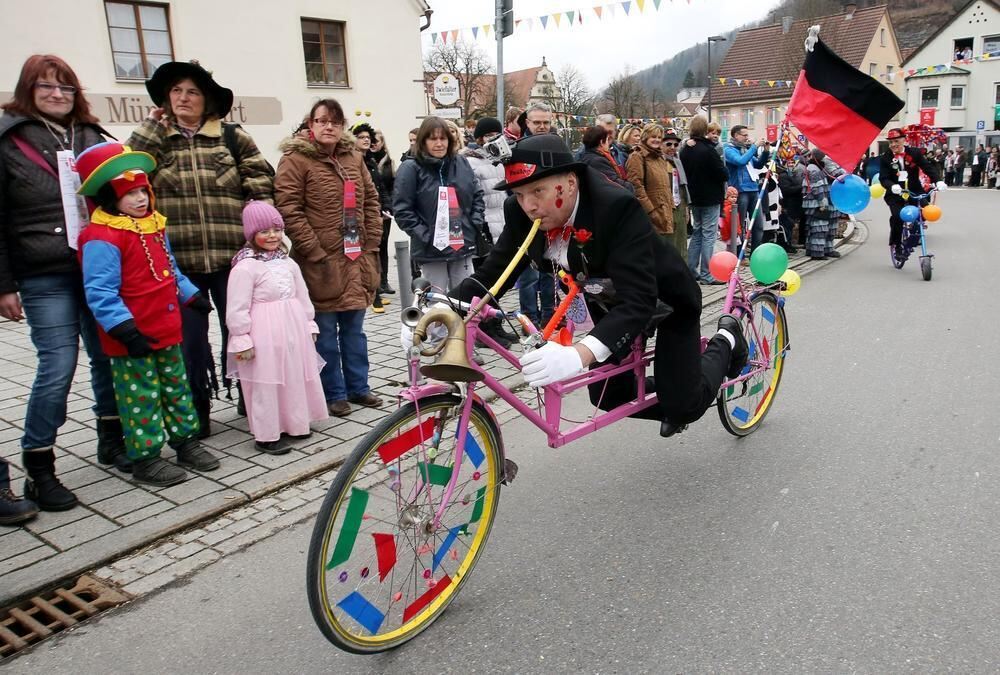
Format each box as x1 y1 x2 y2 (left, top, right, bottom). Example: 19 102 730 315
242 200 284 241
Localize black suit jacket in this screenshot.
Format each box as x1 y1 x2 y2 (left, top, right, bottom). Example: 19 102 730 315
459 167 701 358
879 147 940 196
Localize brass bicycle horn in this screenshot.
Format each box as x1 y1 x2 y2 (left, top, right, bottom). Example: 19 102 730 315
412 306 484 382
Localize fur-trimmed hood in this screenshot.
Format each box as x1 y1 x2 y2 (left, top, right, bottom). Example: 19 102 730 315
278 130 356 158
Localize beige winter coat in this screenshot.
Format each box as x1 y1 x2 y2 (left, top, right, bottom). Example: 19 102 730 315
626 144 675 235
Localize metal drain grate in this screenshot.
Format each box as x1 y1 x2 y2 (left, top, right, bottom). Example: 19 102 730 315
0 575 131 660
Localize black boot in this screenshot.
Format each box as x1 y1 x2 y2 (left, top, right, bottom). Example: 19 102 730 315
172 437 221 471
0 487 38 525
22 448 78 511
195 398 212 439
96 416 132 473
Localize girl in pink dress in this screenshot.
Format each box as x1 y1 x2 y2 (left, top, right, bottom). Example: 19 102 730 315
226 201 328 454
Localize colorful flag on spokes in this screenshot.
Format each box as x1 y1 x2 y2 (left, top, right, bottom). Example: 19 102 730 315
786 38 904 172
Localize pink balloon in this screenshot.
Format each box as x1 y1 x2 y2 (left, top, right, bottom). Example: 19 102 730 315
709 251 738 282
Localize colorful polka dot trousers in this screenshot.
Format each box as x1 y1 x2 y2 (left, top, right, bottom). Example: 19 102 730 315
109 344 200 461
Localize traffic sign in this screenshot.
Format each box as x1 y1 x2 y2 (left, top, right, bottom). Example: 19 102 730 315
976 120 986 130
434 107 463 119
432 73 460 106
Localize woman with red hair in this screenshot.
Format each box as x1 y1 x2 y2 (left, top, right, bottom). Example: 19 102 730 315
0 55 122 521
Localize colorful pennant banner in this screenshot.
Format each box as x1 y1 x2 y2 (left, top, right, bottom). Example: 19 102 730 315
876 51 1000 82
427 0 690 44
715 77 796 89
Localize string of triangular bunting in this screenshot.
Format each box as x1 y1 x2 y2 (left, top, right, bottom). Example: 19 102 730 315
427 0 691 44
715 77 796 88
876 51 1000 82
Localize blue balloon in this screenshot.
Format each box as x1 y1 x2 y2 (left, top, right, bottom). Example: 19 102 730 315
830 174 871 214
900 205 921 223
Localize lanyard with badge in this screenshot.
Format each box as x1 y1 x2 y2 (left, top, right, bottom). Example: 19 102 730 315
331 156 362 260
38 121 88 250
433 162 463 251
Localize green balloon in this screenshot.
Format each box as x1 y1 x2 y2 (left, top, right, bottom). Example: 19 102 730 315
749 243 789 284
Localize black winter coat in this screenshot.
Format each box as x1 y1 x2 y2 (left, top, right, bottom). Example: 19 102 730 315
0 114 108 293
580 148 634 193
879 146 939 197
679 138 728 206
459 167 700 359
392 154 485 265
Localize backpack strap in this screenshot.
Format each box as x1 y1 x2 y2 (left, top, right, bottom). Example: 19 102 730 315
10 134 58 179
222 122 242 165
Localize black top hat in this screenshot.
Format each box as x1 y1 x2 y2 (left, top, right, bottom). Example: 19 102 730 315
493 134 586 191
145 61 234 118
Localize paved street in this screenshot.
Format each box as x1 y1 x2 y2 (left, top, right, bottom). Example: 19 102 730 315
8 187 1000 671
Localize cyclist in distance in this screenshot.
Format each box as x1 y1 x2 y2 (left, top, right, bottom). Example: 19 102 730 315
879 127 945 258
455 134 748 438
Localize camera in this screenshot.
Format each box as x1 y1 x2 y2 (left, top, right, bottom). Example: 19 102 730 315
483 134 513 163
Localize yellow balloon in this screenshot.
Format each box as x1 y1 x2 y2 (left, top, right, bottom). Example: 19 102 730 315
779 269 801 296
870 183 885 198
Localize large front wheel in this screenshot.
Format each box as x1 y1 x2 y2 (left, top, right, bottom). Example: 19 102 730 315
306 394 504 653
718 292 789 436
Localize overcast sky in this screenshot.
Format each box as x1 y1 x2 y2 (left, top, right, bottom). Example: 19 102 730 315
421 0 782 90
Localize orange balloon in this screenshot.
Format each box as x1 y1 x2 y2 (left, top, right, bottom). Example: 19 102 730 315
922 204 942 222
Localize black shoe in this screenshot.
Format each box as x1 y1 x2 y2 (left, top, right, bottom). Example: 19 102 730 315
826 250 842 258
172 437 221 471
782 244 799 254
22 449 78 511
96 416 133 473
379 284 396 295
195 399 212 439
659 420 688 438
717 314 749 380
132 457 188 487
480 318 513 349
0 487 38 525
893 244 906 261
809 256 827 261
255 439 293 455
285 432 313 440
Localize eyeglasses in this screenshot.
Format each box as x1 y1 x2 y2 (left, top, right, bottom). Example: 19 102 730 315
312 118 344 129
35 82 76 96
663 142 678 147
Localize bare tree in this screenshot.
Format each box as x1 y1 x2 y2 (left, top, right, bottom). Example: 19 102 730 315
605 68 646 119
424 39 495 118
555 65 595 117
477 74 519 117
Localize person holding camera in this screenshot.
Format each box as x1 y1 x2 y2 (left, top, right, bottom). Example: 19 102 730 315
724 126 770 258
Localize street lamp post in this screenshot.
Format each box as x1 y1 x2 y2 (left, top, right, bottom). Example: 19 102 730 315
706 35 727 122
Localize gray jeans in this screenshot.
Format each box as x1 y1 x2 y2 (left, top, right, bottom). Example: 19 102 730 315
420 256 475 293
688 204 720 281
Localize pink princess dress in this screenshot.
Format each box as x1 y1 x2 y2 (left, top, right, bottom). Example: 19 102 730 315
226 253 328 442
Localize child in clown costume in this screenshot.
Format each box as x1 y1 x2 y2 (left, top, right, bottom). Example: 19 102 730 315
75 143 221 487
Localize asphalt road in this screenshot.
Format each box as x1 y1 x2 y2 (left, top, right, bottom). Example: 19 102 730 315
10 188 1000 673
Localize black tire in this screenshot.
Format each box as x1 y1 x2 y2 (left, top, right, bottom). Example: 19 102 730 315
306 394 504 654
920 256 932 281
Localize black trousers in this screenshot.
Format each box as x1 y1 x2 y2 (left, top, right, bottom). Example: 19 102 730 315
378 216 392 288
181 269 232 404
587 306 732 426
885 195 907 246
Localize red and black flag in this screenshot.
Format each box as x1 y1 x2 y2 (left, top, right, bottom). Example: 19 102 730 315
786 38 904 171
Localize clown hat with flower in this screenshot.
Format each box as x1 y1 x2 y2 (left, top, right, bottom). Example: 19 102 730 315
76 142 156 198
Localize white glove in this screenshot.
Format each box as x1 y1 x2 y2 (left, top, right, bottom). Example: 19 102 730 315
890 184 902 195
935 181 947 191
400 324 414 355
520 342 584 388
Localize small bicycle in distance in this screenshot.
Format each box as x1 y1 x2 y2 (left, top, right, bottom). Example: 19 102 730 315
891 189 939 281
305 219 792 654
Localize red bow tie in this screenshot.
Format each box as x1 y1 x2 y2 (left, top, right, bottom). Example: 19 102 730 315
545 225 574 245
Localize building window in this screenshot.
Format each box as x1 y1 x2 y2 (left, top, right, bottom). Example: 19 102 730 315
984 34 1000 55
950 86 965 108
742 108 754 126
885 64 894 80
920 87 939 108
104 1 173 80
869 62 878 76
719 111 730 129
767 107 780 125
953 38 973 60
995 83 1000 105
301 18 348 86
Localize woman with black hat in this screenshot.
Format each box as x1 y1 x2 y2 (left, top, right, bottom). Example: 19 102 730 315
453 133 748 438
127 61 274 439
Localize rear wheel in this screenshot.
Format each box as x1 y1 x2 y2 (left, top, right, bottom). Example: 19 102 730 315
306 394 503 653
718 292 788 436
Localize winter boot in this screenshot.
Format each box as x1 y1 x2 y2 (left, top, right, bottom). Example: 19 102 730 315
195 398 212 439
172 437 221 471
96 416 132 473
22 448 78 511
0 459 37 525
132 457 187 487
